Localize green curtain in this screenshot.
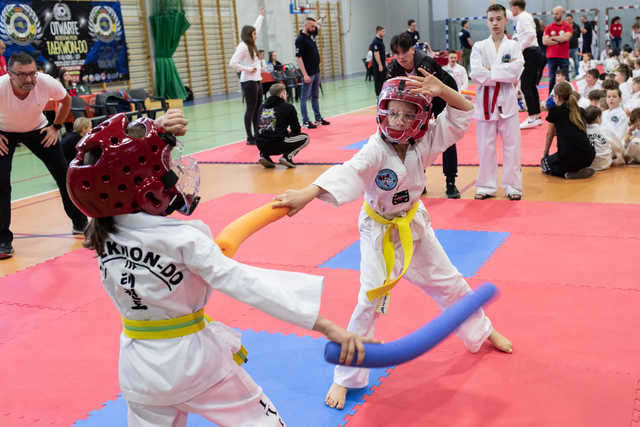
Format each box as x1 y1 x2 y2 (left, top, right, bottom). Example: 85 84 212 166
150 0 189 99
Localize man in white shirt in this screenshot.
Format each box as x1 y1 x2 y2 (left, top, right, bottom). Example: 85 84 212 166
442 51 469 93
494 0 545 129
0 52 87 259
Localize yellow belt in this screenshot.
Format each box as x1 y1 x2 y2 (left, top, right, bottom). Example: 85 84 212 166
122 308 248 365
363 201 419 313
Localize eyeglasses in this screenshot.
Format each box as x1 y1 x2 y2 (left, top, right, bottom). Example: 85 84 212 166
387 110 417 122
9 70 37 79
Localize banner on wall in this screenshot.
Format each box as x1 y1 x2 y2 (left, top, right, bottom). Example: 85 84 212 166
0 1 129 84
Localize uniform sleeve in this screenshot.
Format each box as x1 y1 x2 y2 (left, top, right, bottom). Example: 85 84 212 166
418 105 474 166
546 107 558 124
469 42 493 86
182 230 323 330
229 43 252 72
313 135 381 206
490 43 524 83
459 66 469 91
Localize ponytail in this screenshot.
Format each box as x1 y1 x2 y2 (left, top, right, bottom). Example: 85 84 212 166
83 217 116 256
554 82 586 133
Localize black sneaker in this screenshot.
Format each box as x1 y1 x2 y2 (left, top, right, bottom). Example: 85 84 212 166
259 156 276 168
446 183 461 199
0 242 14 259
303 121 317 129
279 157 296 168
318 119 331 126
564 167 595 179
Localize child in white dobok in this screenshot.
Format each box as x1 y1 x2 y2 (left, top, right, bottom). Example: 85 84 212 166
274 73 513 411
470 3 525 200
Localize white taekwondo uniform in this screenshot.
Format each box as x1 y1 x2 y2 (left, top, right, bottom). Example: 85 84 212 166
313 105 492 389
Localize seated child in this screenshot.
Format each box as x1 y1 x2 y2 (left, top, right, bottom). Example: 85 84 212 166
546 69 570 110
542 82 596 179
633 59 640 78
616 64 634 102
61 117 91 164
256 83 310 168
601 87 629 164
273 73 513 410
624 107 640 163
584 106 613 171
624 76 640 112
604 49 620 73
577 69 602 108
577 52 598 78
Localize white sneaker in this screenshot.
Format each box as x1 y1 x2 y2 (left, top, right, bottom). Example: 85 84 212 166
520 117 543 129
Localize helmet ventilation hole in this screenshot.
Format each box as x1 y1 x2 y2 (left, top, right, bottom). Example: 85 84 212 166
123 165 131 174
101 175 110 183
99 193 108 200
153 164 161 172
115 202 123 209
110 136 119 145
134 176 143 185
118 184 126 191
138 156 146 165
151 145 158 153
82 181 90 189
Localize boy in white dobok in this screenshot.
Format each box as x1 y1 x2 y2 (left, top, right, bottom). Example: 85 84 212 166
274 73 513 411
442 50 469 93
601 87 629 165
470 3 525 200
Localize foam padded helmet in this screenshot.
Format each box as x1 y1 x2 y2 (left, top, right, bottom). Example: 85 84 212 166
67 113 200 218
377 77 432 144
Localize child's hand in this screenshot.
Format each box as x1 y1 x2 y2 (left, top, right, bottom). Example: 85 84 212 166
312 316 381 365
406 68 444 98
273 185 321 216
156 109 188 136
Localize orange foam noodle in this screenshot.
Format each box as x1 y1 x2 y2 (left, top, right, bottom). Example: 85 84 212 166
461 89 476 96
215 202 290 258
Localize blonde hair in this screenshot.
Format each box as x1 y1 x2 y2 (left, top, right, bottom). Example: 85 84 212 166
73 117 91 133
554 82 586 132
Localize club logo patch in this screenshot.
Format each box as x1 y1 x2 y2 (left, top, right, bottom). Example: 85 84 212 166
392 189 409 205
611 115 619 123
501 53 511 63
375 169 398 191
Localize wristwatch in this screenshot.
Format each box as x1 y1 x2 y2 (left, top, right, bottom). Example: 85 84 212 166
52 123 63 130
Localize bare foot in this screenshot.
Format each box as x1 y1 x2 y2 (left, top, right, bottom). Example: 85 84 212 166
488 329 513 353
325 382 348 409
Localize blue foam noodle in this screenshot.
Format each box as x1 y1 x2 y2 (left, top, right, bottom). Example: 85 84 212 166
324 283 497 368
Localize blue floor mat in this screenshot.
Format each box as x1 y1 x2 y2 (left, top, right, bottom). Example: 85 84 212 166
318 229 509 278
342 138 368 150
75 330 393 427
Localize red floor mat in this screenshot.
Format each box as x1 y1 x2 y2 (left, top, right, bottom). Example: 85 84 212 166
3 193 639 426
192 110 548 166
192 114 376 165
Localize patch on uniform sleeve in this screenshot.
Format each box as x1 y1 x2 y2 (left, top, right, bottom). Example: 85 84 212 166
392 189 409 205
375 169 398 191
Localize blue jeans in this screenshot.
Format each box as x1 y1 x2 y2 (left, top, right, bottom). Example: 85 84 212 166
300 72 322 123
611 37 621 52
569 48 579 77
547 58 570 93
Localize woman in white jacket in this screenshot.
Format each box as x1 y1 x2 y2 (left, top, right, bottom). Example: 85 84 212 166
230 8 265 145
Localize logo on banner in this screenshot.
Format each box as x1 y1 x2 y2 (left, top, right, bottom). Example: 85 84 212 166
52 3 72 21
88 5 122 42
0 4 43 45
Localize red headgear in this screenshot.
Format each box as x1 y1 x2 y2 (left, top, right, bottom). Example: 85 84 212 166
66 113 200 218
377 77 432 144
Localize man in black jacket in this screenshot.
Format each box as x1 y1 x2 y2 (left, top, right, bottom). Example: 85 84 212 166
387 33 461 198
256 83 309 168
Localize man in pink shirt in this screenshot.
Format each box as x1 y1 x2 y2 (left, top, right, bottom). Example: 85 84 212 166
543 6 572 92
0 41 7 76
0 52 87 259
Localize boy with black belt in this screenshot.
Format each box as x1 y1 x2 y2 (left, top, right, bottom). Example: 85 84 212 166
256 83 309 168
